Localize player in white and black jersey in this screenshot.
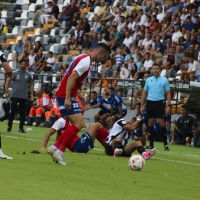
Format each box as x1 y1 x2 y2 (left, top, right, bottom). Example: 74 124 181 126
0 51 13 159
105 116 156 159
0 51 12 77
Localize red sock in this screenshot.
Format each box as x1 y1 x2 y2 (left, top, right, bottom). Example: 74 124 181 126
58 125 80 152
97 127 109 139
54 120 71 148
96 127 109 147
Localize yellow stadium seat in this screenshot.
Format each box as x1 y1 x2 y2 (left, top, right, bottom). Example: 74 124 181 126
69 50 79 55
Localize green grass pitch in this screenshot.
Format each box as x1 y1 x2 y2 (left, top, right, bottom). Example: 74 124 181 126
0 122 200 200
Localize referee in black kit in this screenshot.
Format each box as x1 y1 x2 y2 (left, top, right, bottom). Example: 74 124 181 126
140 63 171 151
5 59 34 133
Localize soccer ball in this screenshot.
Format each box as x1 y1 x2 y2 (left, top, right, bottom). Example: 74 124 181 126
128 155 145 171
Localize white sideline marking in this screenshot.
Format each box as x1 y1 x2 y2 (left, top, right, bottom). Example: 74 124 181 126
152 157 200 166
3 135 200 166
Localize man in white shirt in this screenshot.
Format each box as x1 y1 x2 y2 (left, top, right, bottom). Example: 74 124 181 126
123 31 133 49
141 33 152 51
117 16 126 33
172 25 182 43
132 25 141 41
181 54 200 81
128 16 136 32
38 51 56 73
157 6 165 22
97 33 107 44
139 9 147 25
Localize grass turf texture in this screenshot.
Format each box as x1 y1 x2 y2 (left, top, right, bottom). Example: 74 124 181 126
0 122 200 200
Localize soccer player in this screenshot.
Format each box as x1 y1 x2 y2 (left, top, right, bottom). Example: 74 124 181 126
141 63 171 151
0 50 12 77
85 91 110 128
106 86 127 129
47 43 111 165
105 115 156 159
42 118 109 160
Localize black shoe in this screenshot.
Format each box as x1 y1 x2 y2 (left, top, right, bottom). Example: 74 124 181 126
7 126 12 132
146 145 154 149
164 145 170 151
18 128 26 133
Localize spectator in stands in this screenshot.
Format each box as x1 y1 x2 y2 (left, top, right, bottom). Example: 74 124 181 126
38 51 56 73
163 48 175 78
27 89 52 126
172 25 182 45
150 35 164 61
95 72 111 93
183 16 194 32
112 7 125 25
123 30 133 49
181 54 200 81
173 45 184 72
140 33 152 52
131 0 140 14
77 34 91 53
0 13 7 33
64 17 78 34
40 0 59 24
13 40 24 62
97 33 107 44
102 55 112 75
97 0 106 18
33 1 53 24
67 24 84 50
183 33 192 50
113 48 124 73
134 52 153 80
34 41 43 53
157 6 165 22
18 40 33 63
123 48 131 64
192 15 200 37
57 0 80 23
152 19 162 35
90 32 99 50
112 25 123 48
34 49 46 73
100 23 110 41
82 18 91 33
92 72 101 89
101 6 114 22
107 32 117 52
27 49 36 72
117 16 126 34
132 25 141 41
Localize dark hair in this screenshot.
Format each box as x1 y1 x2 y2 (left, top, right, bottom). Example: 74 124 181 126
136 102 141 106
91 91 97 95
19 59 27 63
95 43 111 53
181 104 188 110
152 63 161 69
49 51 53 54
108 86 114 91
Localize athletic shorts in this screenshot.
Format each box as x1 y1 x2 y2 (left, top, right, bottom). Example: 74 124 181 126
110 110 127 121
146 100 165 119
56 96 82 117
98 109 109 116
72 132 94 153
105 143 131 157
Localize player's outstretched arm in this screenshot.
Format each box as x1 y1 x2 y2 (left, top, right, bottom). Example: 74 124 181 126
140 90 147 114
41 128 57 151
123 116 143 131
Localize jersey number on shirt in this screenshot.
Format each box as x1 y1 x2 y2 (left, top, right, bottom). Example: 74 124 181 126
73 103 79 108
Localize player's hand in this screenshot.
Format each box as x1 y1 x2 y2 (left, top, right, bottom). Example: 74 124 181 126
30 96 34 102
5 92 10 99
166 106 171 114
142 123 147 132
137 115 142 121
64 98 71 109
80 97 86 107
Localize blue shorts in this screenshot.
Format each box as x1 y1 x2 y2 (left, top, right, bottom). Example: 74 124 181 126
72 132 94 153
56 96 82 117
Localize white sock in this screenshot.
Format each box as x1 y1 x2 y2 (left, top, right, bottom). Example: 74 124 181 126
0 149 3 154
51 145 58 150
57 149 64 154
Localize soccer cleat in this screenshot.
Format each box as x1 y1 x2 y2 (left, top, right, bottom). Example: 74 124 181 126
53 151 66 166
142 148 156 160
18 128 26 133
145 145 154 149
0 151 13 160
47 146 57 162
7 126 12 132
113 148 123 157
164 145 170 151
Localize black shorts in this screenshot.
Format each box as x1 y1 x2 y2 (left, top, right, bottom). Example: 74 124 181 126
98 109 109 116
105 143 131 157
110 110 127 121
146 100 166 119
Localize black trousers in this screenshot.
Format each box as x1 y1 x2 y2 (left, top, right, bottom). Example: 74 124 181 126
1 100 10 120
8 97 27 129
